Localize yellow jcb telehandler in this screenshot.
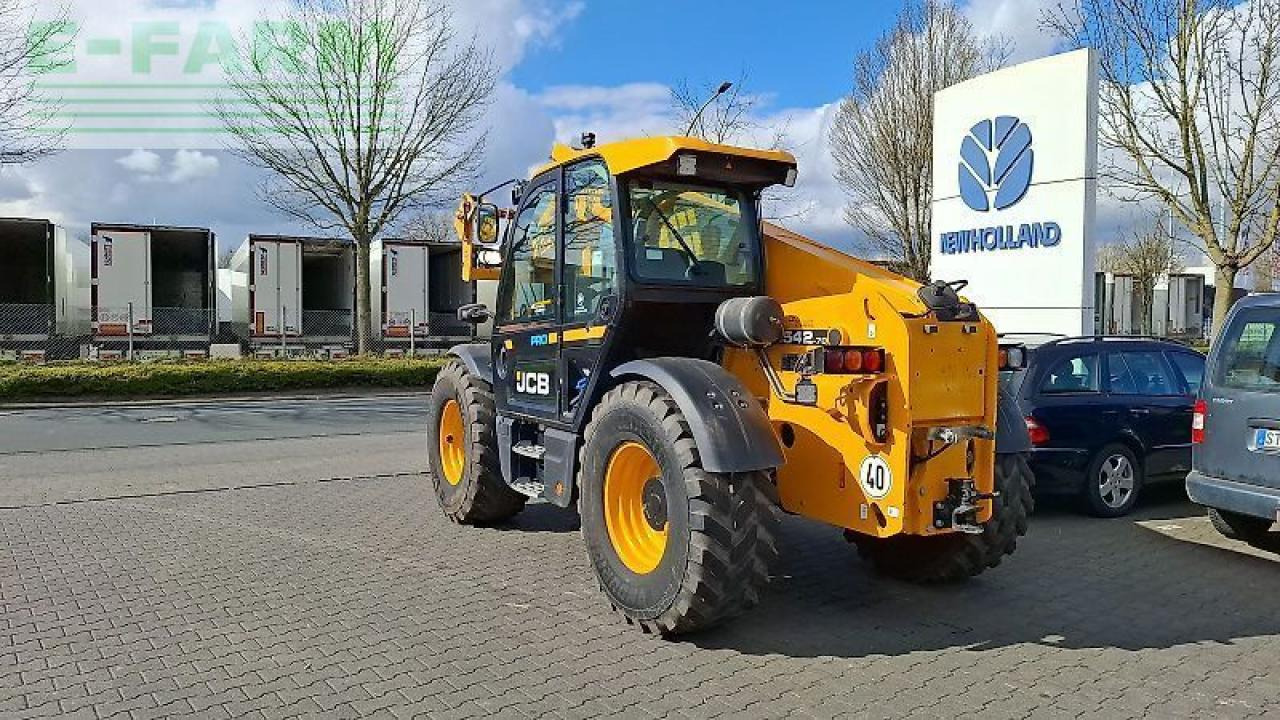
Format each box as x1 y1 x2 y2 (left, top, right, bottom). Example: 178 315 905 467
429 134 1034 634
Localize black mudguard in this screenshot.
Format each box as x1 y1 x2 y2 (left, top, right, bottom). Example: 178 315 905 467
610 358 785 474
994 387 1031 455
448 343 493 385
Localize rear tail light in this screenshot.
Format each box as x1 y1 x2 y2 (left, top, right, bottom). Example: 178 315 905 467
1025 416 1050 446
819 347 885 375
1192 399 1207 444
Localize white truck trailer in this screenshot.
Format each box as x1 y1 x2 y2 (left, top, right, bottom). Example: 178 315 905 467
0 218 89 361
90 223 216 359
369 239 478 353
230 235 355 356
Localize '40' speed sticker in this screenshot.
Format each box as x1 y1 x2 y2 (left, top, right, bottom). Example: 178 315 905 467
858 456 893 500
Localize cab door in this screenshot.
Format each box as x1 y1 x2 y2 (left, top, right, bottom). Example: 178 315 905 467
558 159 619 425
493 176 562 421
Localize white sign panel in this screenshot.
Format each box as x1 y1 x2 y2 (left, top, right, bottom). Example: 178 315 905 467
931 48 1099 337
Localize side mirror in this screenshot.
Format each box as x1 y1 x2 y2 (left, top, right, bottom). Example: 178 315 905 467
458 303 492 325
474 203 501 246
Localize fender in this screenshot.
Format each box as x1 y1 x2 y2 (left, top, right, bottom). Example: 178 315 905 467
448 343 493 385
994 387 1031 455
611 358 785 474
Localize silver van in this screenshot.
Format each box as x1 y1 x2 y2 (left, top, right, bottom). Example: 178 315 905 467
1187 294 1280 546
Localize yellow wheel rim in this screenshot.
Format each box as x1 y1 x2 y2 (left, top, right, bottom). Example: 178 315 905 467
604 442 669 575
438 399 465 487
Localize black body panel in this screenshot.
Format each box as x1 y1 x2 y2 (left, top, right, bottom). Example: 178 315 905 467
610 357 784 473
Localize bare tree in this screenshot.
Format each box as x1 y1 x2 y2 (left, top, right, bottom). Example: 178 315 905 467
402 211 454 244
670 73 786 148
218 0 495 354
830 1 1005 282
1099 223 1184 334
1047 0 1280 341
0 1 75 165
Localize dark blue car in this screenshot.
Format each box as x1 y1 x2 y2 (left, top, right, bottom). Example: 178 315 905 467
1001 337 1206 517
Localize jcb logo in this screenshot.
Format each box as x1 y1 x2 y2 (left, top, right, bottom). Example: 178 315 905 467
515 371 552 396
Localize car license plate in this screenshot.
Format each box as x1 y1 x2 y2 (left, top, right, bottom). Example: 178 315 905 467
1251 428 1280 454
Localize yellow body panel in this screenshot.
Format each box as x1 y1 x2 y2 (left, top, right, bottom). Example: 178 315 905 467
533 135 796 178
722 224 998 538
455 194 501 282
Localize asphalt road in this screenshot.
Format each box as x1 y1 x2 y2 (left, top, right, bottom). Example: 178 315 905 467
0 395 429 508
2 395 1279 719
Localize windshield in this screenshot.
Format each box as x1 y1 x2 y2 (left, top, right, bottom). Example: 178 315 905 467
626 180 758 287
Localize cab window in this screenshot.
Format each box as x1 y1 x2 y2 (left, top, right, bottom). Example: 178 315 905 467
1040 353 1100 394
499 185 558 325
563 161 617 324
626 180 757 287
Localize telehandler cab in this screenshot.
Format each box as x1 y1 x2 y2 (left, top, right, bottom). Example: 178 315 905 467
430 135 1033 634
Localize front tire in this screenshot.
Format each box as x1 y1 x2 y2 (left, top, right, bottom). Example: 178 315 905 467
426 361 526 525
1083 444 1142 518
577 381 779 635
852 453 1035 583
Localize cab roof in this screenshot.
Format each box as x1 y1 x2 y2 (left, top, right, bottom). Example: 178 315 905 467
533 135 797 178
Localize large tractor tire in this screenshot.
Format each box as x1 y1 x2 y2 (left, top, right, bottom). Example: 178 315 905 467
851 453 1034 583
427 361 526 525
577 381 779 635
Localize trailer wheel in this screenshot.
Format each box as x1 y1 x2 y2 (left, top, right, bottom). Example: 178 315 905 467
850 453 1034 583
577 381 779 635
427 361 526 524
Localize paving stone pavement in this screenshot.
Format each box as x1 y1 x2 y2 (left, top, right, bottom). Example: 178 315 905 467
2 475 1279 719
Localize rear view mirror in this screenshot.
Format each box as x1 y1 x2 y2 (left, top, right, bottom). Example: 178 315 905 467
475 203 500 246
458 303 492 325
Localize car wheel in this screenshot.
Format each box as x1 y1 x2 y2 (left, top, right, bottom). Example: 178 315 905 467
1207 508 1273 544
1082 444 1142 518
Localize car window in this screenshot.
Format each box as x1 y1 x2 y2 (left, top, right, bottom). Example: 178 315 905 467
1215 308 1280 392
1039 353 1100 394
1112 351 1180 396
1168 352 1205 394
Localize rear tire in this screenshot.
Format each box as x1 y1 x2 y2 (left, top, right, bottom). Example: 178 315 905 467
851 453 1034 583
577 381 779 635
1208 507 1273 544
1082 444 1142 518
427 361 526 525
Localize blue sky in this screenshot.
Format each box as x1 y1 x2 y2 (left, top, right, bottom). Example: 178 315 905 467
510 1 902 109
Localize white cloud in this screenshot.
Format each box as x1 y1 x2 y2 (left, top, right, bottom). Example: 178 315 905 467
169 149 220 183
115 149 162 174
454 0 585 71
960 0 1064 63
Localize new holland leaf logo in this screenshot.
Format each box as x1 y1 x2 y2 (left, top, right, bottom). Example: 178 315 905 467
959 116 1034 212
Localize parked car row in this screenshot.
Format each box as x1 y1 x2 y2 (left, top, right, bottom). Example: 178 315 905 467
1000 297 1278 548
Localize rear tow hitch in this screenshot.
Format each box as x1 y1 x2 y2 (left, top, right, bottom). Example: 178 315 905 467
934 479 999 535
